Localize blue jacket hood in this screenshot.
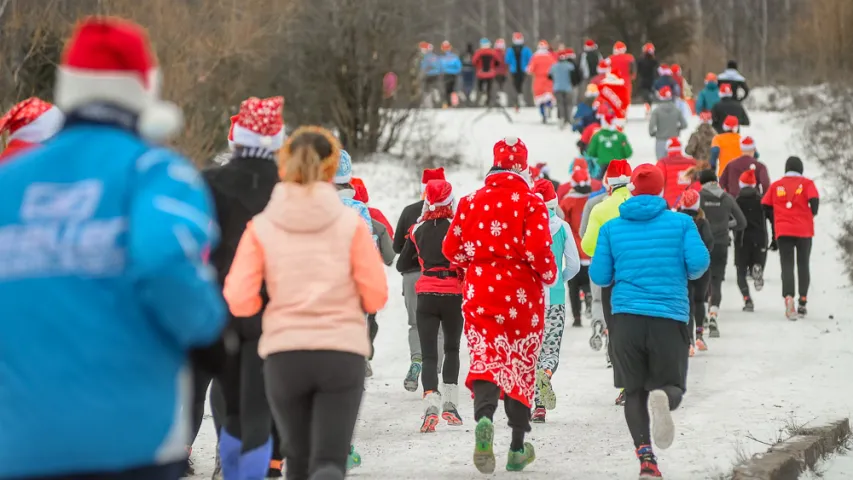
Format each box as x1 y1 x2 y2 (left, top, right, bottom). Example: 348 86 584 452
618 195 668 221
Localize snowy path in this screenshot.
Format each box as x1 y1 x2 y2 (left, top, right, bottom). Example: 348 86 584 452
189 106 853 479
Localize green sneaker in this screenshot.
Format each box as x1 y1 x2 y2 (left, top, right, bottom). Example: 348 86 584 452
473 417 496 474
506 442 536 472
347 445 361 470
535 369 557 410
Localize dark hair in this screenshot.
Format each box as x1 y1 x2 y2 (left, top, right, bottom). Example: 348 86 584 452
785 156 804 174
727 60 738 69
466 43 474 54
698 168 717 185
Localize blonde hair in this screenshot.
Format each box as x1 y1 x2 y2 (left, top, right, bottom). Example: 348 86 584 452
278 126 341 184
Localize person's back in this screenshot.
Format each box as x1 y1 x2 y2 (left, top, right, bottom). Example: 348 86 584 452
685 119 716 162
550 59 574 92
656 140 697 207
712 97 750 131
696 80 720 114
609 52 635 83
636 53 659 90
710 119 743 175
719 140 770 196
581 160 634 256
649 95 687 141
653 73 679 96
699 175 747 247
735 186 767 249
588 123 633 172
717 63 750 101
473 47 499 79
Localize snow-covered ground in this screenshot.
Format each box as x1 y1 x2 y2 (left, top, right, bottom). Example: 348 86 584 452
802 447 853 479
188 106 853 479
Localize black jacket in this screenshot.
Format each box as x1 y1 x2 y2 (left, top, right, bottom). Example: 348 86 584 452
711 98 750 133
397 218 460 294
699 183 747 246
681 209 715 252
636 54 660 90
393 200 425 273
734 186 768 247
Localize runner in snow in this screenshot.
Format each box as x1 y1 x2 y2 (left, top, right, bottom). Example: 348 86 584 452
393 167 447 391
710 115 744 176
589 164 710 479
676 189 714 355
494 38 509 103
670 64 694 122
589 59 612 88
420 43 441 107
527 40 557 123
460 43 477 105
581 160 634 375
587 112 633 179
761 156 820 319
396 179 465 432
719 136 770 196
636 43 659 115
717 60 750 101
558 167 594 326
652 64 680 97
655 137 697 208
695 73 721 115
443 136 557 474
531 179 581 423
473 38 503 106
598 72 631 123
649 86 688 160
203 97 285 480
608 41 635 101
711 83 750 133
698 169 747 338
0 97 63 163
505 32 533 111
579 39 603 93
685 111 716 163
573 83 600 134
734 166 769 312
0 17 225 480
224 126 388 480
439 41 462 108
550 49 577 126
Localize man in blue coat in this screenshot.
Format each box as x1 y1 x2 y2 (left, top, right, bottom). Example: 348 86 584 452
438 41 463 108
589 164 709 479
0 18 226 480
505 32 533 109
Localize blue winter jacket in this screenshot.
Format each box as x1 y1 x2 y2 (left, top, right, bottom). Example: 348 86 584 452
439 53 463 75
589 195 710 322
547 210 581 305
572 102 597 132
421 52 441 77
695 82 721 113
0 121 226 477
549 61 575 92
505 45 533 74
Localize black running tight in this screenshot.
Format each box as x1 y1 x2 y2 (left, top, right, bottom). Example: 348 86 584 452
624 387 684 448
778 236 812 299
416 294 464 392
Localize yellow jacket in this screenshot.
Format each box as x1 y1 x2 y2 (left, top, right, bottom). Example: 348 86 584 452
581 186 632 257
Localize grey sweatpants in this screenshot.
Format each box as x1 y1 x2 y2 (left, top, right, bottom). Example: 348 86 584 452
555 91 574 122
590 282 604 326
655 139 668 160
402 271 443 364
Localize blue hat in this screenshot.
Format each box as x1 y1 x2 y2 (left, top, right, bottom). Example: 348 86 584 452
479 37 491 48
334 150 353 184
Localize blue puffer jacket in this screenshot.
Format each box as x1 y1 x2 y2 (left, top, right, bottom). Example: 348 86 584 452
505 45 533 74
572 101 597 132
421 52 441 77
589 195 710 322
0 119 226 477
439 53 463 75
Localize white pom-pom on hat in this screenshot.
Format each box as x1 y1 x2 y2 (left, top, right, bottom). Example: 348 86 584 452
429 205 436 211
504 136 518 146
137 102 183 142
750 164 756 170
627 182 636 192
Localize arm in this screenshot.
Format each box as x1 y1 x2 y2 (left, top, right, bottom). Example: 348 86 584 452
130 149 226 349
683 218 711 280
581 206 602 256
392 205 411 253
806 181 820 216
700 220 715 251
695 92 706 113
719 165 730 192
579 197 595 237
561 221 581 281
586 132 599 159
740 80 750 101
679 109 688 130
223 222 265 317
709 145 720 171
351 221 389 314
648 109 658 137
524 197 559 286
758 165 771 195
685 133 699 157
728 195 747 231
623 136 634 159
740 106 751 126
373 220 396 266
588 224 614 286
396 230 419 272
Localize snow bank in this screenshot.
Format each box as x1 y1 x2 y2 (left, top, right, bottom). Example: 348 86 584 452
745 85 832 112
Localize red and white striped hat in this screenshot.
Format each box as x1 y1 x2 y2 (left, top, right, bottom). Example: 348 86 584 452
740 136 756 152
666 137 682 154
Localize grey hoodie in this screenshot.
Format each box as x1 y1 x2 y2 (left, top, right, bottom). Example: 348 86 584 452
699 182 747 246
649 99 688 141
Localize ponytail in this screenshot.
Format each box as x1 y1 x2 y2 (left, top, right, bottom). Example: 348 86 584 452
278 126 340 185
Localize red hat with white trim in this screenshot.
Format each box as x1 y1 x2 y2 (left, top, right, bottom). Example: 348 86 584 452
666 137 682 154
740 136 756 152
739 164 758 189
55 17 182 141
512 32 524 45
613 41 627 54
493 136 528 172
604 159 632 186
0 97 64 143
424 179 453 210
570 165 591 187
719 83 734 98
627 163 665 196
677 189 701 211
533 178 558 209
495 38 506 50
421 167 446 191
584 39 597 51
643 43 655 54
658 86 673 100
441 40 452 52
597 59 611 74
537 40 549 50
230 96 285 150
722 115 739 132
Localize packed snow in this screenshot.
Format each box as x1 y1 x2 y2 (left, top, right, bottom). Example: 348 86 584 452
802 447 853 479
188 105 853 479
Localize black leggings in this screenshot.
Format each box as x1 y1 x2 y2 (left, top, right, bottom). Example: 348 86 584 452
778 236 812 299
512 73 526 96
265 350 364 480
708 243 728 307
367 313 378 360
735 240 767 298
189 366 226 446
568 265 591 320
624 386 684 449
416 294 464 392
221 338 272 452
688 271 710 339
443 75 457 105
478 78 493 104
473 380 531 451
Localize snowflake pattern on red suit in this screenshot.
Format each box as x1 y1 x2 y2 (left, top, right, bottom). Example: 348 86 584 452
442 170 558 407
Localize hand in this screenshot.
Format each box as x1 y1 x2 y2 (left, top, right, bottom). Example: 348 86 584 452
769 240 778 251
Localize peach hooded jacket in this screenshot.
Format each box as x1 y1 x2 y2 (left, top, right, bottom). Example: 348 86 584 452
224 182 388 358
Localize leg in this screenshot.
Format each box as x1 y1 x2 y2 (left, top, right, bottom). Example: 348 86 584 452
567 273 583 323
504 396 532 451
265 352 314 480
238 340 273 477
538 305 567 374
188 362 212 447
444 75 456 105
778 236 797 298
440 295 464 387
367 313 378 360
210 378 226 439
736 264 751 298
796 237 812 298
624 390 652 448
645 318 690 450
402 272 421 362
472 380 500 473
687 280 696 344
218 341 243 479
709 245 727 308
416 294 442 393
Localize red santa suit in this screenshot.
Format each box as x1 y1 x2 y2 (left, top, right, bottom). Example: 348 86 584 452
654 138 698 208
443 136 558 407
598 74 629 123
527 43 557 106
608 41 635 101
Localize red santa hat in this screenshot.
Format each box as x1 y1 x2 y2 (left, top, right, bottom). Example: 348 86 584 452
558 48 576 60
613 41 627 55
495 38 506 50
418 41 431 53
421 167 446 191
493 136 528 172
643 42 655 54
351 177 369 203
534 162 550 176
658 64 672 76
512 32 524 45
529 166 542 180
570 165 591 187
739 164 758 189
585 83 600 98
719 83 734 98
572 157 590 171
0 97 64 144
533 178 558 209
54 17 182 141
537 40 549 51
597 59 611 74
584 39 597 51
658 86 673 100
671 64 682 75
666 137 682 154
699 111 712 123
722 115 739 132
605 159 632 186
230 96 285 150
441 40 452 52
424 179 453 210
740 136 756 152
627 163 665 196
677 188 701 211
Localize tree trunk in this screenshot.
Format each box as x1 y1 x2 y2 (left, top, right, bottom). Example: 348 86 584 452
760 0 768 83
444 0 452 41
480 0 487 36
532 0 540 41
498 0 506 40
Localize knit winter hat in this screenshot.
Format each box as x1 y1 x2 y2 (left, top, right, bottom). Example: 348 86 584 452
705 72 717 83
658 86 673 100
597 59 611 74
570 165 591 187
334 149 353 184
479 38 491 48
719 83 734 98
722 115 739 132
740 136 756 152
605 159 632 186
666 137 682 154
441 41 452 52
0 97 64 143
421 167 446 190
613 41 627 55
55 17 182 141
739 164 757 189
643 42 655 54
785 156 804 174
678 189 701 211
231 96 285 150
698 168 718 184
627 164 665 196
512 32 524 45
584 39 597 51
495 38 506 50
424 179 453 210
493 136 528 172
533 178 558 209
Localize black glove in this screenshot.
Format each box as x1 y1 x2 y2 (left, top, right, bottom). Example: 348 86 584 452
769 240 778 251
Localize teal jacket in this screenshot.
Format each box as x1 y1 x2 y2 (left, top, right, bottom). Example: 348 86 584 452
546 210 581 305
696 82 721 113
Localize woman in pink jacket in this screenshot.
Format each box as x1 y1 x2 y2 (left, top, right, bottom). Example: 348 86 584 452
224 126 389 480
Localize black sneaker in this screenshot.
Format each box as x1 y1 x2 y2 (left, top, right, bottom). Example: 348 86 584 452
798 297 808 317
572 317 582 328
743 297 754 312
584 295 593 318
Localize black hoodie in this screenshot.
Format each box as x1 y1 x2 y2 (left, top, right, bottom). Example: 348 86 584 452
734 186 768 247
